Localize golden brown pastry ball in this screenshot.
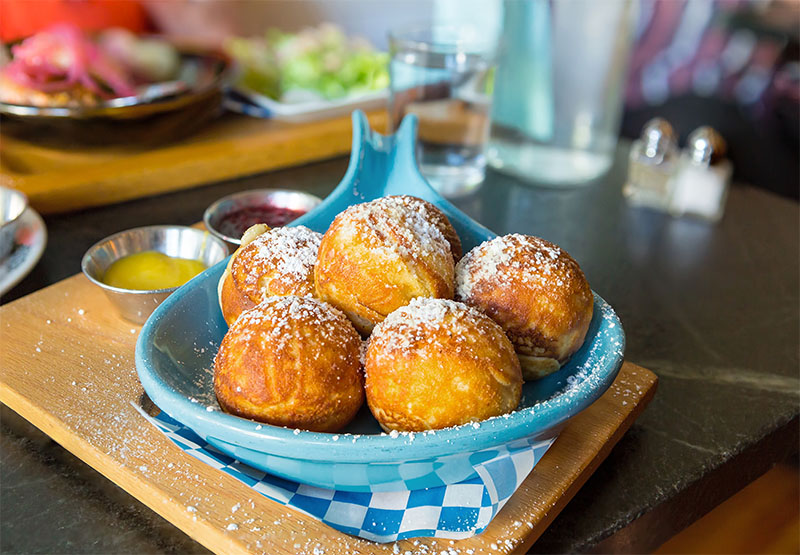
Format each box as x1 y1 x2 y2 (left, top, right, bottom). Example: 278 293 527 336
218 225 322 326
455 234 593 380
314 196 455 335
365 298 522 432
387 195 463 261
214 295 364 432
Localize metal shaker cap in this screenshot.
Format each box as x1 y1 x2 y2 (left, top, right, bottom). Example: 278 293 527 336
686 126 726 165
640 118 676 162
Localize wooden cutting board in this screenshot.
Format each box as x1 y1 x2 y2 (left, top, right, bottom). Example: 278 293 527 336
0 274 657 555
0 111 387 215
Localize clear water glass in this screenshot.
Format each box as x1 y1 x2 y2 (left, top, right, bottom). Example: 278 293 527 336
388 25 495 197
488 0 636 186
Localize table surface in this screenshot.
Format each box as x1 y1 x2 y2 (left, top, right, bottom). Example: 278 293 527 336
1 142 798 554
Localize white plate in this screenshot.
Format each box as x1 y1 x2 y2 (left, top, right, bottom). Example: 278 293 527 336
226 87 387 122
0 207 46 297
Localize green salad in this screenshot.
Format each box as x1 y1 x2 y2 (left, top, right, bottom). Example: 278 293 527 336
226 23 389 103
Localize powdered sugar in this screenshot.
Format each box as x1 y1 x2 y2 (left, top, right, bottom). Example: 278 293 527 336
456 234 567 300
368 297 493 364
224 295 356 355
336 197 450 263
378 297 483 331
234 225 321 296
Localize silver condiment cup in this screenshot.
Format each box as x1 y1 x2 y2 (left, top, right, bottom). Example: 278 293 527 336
203 189 322 252
81 225 228 324
0 187 28 260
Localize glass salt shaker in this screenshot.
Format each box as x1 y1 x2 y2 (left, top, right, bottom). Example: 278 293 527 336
623 118 678 210
669 126 732 222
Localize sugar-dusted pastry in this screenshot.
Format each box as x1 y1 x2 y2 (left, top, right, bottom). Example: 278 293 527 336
365 298 522 431
314 196 455 335
218 224 322 325
387 195 463 262
455 234 593 380
214 295 364 432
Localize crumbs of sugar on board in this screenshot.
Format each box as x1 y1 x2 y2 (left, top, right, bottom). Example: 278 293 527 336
226 523 238 531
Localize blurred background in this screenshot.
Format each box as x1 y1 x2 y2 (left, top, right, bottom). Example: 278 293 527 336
0 2 797 553
2 0 797 199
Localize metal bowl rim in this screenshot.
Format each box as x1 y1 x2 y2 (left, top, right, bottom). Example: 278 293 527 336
81 224 228 295
203 188 323 245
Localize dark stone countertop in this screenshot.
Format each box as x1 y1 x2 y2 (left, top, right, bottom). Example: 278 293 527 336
2 144 798 554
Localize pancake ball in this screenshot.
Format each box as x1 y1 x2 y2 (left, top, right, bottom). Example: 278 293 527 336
456 234 593 380
218 225 322 325
314 196 455 335
214 295 364 432
365 297 522 432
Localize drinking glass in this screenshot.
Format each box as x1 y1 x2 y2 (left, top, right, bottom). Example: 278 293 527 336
488 0 636 186
388 25 496 197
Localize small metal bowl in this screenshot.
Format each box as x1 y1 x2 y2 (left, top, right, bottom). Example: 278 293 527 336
0 187 28 260
203 189 322 251
81 225 228 324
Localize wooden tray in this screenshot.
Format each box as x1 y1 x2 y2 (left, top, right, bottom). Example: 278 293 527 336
0 111 387 215
0 274 657 554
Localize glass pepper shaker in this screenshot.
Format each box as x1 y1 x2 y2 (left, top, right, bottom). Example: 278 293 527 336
623 118 678 211
669 126 733 222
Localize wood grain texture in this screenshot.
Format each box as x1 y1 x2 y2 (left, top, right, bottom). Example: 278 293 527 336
0 111 387 215
655 463 800 554
0 274 657 554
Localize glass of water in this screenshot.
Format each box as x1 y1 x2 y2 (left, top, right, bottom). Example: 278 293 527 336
388 25 496 197
488 0 635 186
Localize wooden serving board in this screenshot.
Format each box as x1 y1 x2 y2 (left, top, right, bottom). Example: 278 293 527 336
0 111 387 215
0 274 657 555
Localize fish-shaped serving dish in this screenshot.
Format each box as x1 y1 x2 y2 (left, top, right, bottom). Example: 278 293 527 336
135 111 625 492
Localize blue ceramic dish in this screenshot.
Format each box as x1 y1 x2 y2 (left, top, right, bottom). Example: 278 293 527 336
135 111 625 492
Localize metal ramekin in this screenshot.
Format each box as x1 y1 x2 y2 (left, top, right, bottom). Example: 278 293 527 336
81 225 228 324
203 188 322 251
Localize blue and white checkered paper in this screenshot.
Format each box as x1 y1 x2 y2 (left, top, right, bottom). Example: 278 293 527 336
139 409 554 542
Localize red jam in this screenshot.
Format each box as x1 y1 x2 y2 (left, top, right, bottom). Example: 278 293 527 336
217 205 308 239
